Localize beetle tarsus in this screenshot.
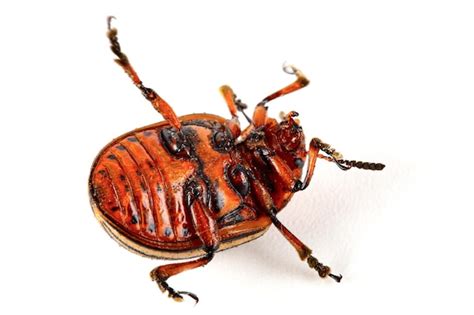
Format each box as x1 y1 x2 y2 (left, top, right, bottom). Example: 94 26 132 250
336 159 386 171
333 158 352 171
107 16 116 30
155 278 200 304
307 255 342 282
176 291 200 304
329 273 343 283
282 62 298 75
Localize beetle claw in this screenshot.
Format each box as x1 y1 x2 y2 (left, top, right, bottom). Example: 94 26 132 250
175 291 200 304
107 16 116 30
282 62 298 75
155 279 200 303
329 273 343 283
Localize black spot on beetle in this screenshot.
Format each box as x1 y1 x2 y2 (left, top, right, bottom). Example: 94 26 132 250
156 185 163 192
294 158 304 168
116 145 126 151
127 137 138 142
111 206 120 212
234 214 243 223
212 182 225 212
164 227 172 237
131 214 139 224
143 130 153 137
107 154 117 160
119 174 126 181
148 222 156 233
98 169 106 176
182 228 189 237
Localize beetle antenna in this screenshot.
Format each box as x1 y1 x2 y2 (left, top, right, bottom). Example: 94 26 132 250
315 138 385 171
336 159 385 171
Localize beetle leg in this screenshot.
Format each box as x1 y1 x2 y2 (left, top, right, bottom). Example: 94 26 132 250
219 85 245 118
258 64 310 107
237 65 309 142
255 147 301 192
250 179 342 282
269 211 342 282
150 253 214 303
249 65 310 129
293 138 321 191
150 182 220 303
106 17 181 130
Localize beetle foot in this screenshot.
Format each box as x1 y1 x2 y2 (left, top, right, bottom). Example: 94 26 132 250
154 278 199 303
329 273 343 282
307 255 342 283
158 283 197 303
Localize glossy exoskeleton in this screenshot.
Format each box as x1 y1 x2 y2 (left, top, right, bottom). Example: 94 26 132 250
89 17 385 303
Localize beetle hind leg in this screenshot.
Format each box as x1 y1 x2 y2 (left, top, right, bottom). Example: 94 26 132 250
150 182 220 303
106 17 182 130
154 278 199 303
150 253 214 303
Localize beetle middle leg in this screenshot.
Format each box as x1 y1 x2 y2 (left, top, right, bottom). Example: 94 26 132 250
150 181 220 303
106 17 181 130
251 178 342 282
236 65 310 142
219 85 252 122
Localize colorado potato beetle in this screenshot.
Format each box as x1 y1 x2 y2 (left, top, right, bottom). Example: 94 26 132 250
89 17 385 303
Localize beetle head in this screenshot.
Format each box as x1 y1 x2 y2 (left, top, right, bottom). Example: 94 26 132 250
261 111 307 171
277 111 304 152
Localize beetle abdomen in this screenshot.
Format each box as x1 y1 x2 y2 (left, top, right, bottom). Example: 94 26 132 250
90 114 274 258
90 126 198 245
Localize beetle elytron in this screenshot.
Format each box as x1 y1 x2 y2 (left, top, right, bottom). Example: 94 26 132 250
89 17 385 303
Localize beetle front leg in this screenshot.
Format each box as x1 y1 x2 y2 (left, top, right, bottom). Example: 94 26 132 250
251 179 342 282
294 138 321 191
250 65 310 129
219 85 251 121
255 147 301 192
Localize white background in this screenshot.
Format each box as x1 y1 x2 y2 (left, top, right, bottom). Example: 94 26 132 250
1 1 473 314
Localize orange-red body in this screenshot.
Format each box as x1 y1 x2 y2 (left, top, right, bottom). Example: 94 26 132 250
89 17 384 302
89 113 305 259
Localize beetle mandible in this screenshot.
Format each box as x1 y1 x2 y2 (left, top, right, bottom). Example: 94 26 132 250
89 17 385 303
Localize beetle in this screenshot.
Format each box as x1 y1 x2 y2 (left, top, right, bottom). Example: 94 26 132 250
89 17 385 303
